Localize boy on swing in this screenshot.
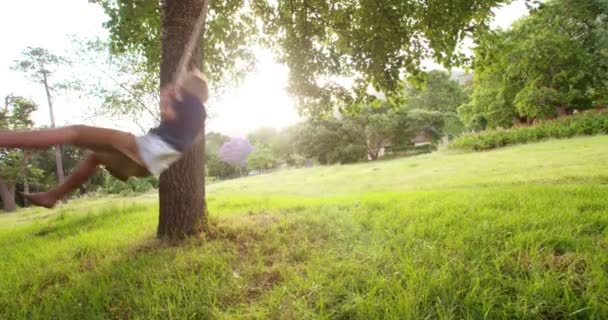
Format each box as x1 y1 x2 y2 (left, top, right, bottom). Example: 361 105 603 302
0 68 208 209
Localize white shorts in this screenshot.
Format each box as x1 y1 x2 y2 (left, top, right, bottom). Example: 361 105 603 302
135 133 182 177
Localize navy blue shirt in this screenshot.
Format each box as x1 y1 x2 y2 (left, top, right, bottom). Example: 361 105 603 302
149 92 206 151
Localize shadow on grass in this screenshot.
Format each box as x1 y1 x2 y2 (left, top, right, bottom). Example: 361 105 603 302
13 210 341 319
31 203 153 239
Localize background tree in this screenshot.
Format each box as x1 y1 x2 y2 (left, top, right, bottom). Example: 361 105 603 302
291 118 367 165
207 132 231 155
344 105 396 161
460 0 608 129
590 0 608 107
252 0 509 116
206 132 237 179
274 126 301 162
69 37 161 133
219 137 254 175
27 145 107 196
0 96 43 212
394 109 445 144
247 146 276 172
404 70 469 138
279 102 446 164
248 127 305 167
12 47 69 189
248 127 279 148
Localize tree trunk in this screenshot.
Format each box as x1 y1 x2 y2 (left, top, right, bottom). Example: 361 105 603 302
0 179 17 212
556 106 569 117
157 0 208 239
42 72 66 203
23 178 30 207
22 150 30 207
368 151 378 161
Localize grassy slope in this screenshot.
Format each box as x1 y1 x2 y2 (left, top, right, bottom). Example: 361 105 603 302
1 136 608 319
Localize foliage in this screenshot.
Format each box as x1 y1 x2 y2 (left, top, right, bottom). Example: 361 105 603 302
451 110 608 151
23 143 106 194
206 132 231 156
287 153 307 167
290 118 366 165
3 137 608 318
0 96 44 211
68 37 161 133
206 132 238 179
92 0 508 115
283 104 445 164
11 47 70 85
247 146 277 171
460 0 608 129
103 176 158 195
90 0 258 87
247 127 287 161
273 126 308 164
11 46 73 191
258 0 507 115
390 108 445 148
206 153 238 179
247 127 279 149
218 137 254 167
404 70 469 138
363 112 396 160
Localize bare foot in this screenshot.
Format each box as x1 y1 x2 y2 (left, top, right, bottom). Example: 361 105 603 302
23 192 57 209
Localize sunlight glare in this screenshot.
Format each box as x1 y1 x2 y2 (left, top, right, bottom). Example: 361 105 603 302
207 49 300 136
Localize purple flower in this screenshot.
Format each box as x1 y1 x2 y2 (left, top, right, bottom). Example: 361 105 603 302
219 137 254 166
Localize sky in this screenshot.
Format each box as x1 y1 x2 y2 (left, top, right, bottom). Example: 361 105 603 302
0 0 529 137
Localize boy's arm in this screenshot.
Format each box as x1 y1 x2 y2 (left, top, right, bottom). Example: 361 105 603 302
160 85 177 121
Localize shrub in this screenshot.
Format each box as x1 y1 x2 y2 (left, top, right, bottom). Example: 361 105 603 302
451 110 608 151
287 153 307 168
104 176 158 195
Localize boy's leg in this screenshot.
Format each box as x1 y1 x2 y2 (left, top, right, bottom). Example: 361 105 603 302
0 125 144 166
25 153 102 209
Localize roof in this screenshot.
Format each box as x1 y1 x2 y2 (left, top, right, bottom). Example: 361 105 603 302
411 130 433 144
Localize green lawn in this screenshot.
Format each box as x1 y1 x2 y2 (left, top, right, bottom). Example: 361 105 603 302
1 136 608 319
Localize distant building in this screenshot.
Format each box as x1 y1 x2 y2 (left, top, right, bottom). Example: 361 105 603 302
367 129 435 160
449 70 473 85
411 130 433 147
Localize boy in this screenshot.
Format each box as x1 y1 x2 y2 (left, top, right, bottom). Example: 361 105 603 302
0 68 208 209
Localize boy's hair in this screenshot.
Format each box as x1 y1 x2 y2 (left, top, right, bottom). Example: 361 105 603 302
181 68 209 103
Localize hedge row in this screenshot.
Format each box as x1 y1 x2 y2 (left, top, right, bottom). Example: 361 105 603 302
450 110 608 151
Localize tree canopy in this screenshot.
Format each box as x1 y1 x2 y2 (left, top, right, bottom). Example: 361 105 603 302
459 0 608 129
403 70 468 137
219 137 254 167
0 96 43 211
92 0 509 115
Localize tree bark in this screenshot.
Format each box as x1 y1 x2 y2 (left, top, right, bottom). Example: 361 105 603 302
556 106 569 117
157 0 208 239
0 179 17 212
42 72 66 197
22 150 30 207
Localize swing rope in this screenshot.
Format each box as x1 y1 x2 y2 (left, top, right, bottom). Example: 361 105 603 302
173 0 211 88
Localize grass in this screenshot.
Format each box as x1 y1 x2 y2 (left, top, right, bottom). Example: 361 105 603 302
1 135 608 319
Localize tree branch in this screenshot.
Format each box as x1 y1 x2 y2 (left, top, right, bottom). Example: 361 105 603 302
88 62 160 122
